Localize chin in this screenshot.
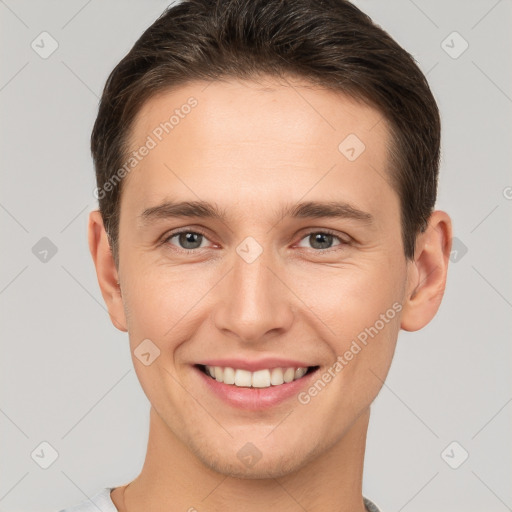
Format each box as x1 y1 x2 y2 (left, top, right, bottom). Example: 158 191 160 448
189 437 320 480
202 454 305 480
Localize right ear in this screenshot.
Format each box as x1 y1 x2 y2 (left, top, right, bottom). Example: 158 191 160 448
88 210 128 332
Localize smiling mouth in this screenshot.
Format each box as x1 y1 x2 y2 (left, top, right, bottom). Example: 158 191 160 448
196 364 320 388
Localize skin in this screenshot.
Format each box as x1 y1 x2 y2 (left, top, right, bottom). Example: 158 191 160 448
88 76 452 512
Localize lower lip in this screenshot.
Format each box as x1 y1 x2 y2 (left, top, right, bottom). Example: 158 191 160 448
194 366 319 410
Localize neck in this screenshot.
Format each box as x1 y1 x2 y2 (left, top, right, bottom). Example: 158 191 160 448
116 406 370 512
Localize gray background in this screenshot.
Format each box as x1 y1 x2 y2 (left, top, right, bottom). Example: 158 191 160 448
1 1 511 511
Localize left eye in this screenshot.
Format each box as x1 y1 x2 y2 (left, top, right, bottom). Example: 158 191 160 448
297 231 347 250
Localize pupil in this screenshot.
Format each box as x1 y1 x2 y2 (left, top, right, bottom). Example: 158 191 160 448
180 232 202 249
311 233 332 249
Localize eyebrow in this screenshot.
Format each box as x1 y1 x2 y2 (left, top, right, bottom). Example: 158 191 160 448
139 199 374 226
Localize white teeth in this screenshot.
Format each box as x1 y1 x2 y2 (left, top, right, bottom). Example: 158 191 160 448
203 365 311 388
295 367 307 379
223 366 236 385
270 367 284 386
252 369 271 388
283 368 295 383
234 369 252 387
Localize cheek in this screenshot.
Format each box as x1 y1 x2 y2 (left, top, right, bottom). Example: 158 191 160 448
293 259 403 397
120 261 216 346
293 258 404 336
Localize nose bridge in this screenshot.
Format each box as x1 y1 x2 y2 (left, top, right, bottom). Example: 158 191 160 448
213 239 293 341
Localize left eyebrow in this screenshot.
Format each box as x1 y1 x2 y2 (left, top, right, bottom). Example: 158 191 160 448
278 200 374 224
138 199 374 226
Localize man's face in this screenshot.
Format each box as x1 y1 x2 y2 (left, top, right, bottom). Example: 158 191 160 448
115 77 409 477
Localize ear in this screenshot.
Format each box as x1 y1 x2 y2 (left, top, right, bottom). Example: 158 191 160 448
400 210 452 332
88 210 128 332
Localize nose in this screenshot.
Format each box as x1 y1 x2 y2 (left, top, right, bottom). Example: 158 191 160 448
212 246 294 344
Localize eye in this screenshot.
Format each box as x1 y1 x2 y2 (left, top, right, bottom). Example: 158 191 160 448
163 230 211 251
161 228 351 253
296 230 350 251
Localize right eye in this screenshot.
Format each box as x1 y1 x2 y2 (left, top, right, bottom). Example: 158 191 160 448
163 229 212 252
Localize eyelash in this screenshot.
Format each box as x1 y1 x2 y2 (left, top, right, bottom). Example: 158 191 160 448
160 228 351 254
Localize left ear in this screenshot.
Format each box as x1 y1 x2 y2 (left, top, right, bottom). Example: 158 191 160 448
400 210 452 331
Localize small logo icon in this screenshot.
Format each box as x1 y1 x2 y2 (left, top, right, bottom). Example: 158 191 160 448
134 339 161 366
450 236 468 263
31 441 59 469
31 31 59 59
441 31 469 59
32 237 58 263
338 133 366 161
237 442 262 468
236 236 263 264
441 441 469 469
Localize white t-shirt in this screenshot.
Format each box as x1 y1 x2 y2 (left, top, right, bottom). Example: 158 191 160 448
58 487 118 512
58 487 382 511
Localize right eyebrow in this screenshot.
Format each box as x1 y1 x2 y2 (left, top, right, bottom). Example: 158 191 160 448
139 200 227 225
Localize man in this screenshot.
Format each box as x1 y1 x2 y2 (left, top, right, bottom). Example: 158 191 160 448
60 0 452 510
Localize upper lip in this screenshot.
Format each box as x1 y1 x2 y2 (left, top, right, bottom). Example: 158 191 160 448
196 357 317 372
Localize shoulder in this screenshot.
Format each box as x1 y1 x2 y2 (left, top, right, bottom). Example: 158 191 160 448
57 487 117 512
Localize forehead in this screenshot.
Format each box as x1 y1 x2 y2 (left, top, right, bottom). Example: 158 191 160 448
121 76 397 228
130 76 388 155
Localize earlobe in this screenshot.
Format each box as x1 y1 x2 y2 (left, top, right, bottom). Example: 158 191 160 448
88 210 128 332
400 210 452 332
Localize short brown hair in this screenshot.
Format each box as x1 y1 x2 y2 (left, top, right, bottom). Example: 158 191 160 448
91 0 440 266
